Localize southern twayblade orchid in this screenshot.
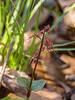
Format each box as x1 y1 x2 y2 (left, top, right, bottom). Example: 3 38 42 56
27 24 57 97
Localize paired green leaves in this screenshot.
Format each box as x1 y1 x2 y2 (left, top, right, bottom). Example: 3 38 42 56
16 77 46 92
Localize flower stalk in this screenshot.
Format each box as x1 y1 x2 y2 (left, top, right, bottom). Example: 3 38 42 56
27 33 44 97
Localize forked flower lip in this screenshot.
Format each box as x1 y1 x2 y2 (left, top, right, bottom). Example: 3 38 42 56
45 38 56 54
28 50 39 66
25 33 41 40
40 29 45 34
44 24 50 34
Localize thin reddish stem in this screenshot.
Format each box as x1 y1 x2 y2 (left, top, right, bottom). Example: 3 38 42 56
27 34 45 97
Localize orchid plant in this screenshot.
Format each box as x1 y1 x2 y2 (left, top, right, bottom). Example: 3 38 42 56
17 24 56 98
27 24 56 97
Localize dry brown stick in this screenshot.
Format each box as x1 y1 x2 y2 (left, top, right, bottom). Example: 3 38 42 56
0 37 15 88
0 42 10 48
2 75 28 97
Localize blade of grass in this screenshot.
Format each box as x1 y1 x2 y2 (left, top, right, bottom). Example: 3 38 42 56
41 48 75 54
21 0 32 25
1 0 10 35
44 5 62 16
50 3 75 31
0 0 1 35
53 41 75 47
29 0 45 20
44 41 75 49
22 6 41 71
1 0 22 44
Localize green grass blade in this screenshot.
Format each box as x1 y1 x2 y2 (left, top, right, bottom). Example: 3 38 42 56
21 0 32 25
42 48 75 54
1 0 22 44
9 0 21 26
53 41 75 47
29 0 45 20
44 5 62 16
50 3 75 31
0 0 1 35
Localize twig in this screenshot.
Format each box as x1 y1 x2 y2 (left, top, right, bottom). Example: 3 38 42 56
0 37 15 88
63 88 75 100
0 42 10 48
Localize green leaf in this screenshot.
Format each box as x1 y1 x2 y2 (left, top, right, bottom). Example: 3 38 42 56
16 77 30 88
1 97 11 100
1 97 27 100
9 98 26 100
31 80 46 92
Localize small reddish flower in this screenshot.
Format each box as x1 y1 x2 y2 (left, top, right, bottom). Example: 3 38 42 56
44 24 50 34
41 46 45 51
28 50 39 66
40 29 45 34
45 38 56 54
26 33 41 40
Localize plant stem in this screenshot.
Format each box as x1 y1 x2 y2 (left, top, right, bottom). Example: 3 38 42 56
27 34 44 97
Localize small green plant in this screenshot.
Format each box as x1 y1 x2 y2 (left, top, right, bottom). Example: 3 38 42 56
17 24 56 98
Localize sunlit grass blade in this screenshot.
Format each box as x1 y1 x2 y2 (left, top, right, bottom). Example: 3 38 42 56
2 0 10 34
50 3 75 31
29 0 45 20
44 5 62 16
1 0 22 44
9 0 21 25
0 0 1 35
21 0 32 25
53 41 75 47
41 48 75 54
